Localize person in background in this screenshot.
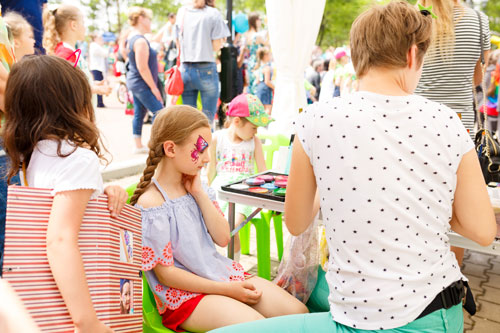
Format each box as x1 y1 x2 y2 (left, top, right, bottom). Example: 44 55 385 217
176 0 230 126
254 47 274 114
333 49 349 97
207 94 270 261
4 11 35 61
89 34 108 108
42 4 111 107
305 59 323 101
319 57 336 102
0 10 35 277
0 0 47 53
414 0 491 266
126 6 163 154
244 12 266 94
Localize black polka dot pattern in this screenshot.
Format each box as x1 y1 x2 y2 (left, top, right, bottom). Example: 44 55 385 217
294 92 473 330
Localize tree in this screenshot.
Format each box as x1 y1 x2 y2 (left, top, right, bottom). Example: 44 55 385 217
483 0 500 35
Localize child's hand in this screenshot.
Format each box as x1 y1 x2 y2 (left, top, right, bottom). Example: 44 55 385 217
104 185 128 217
182 173 203 198
224 281 262 305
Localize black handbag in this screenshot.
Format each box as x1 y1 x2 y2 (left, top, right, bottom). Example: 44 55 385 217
474 10 500 184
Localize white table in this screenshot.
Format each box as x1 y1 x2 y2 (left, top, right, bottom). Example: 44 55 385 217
219 188 500 259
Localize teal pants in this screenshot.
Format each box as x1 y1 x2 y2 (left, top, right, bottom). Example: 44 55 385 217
208 305 463 333
210 267 464 333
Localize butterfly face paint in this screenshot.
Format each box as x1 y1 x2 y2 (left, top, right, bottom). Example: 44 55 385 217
191 135 209 162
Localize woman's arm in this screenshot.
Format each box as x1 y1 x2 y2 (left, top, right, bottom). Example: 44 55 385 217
134 38 162 102
207 136 217 185
183 173 231 247
450 149 497 246
153 264 261 304
46 190 112 332
285 136 317 235
263 66 274 90
474 50 490 86
212 38 226 52
254 137 267 173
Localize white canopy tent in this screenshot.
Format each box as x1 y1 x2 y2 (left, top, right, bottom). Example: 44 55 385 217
266 0 326 135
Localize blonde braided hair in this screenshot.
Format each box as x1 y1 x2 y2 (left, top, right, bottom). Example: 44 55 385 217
129 106 210 206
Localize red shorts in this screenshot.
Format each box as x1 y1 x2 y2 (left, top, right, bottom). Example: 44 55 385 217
161 273 253 332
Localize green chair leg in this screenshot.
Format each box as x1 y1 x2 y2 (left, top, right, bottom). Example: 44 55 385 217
273 213 284 261
254 214 271 280
239 221 251 255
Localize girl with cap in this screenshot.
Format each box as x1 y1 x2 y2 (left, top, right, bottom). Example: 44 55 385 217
207 94 271 261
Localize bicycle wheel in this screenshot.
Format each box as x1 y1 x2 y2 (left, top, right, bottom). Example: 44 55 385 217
117 82 128 104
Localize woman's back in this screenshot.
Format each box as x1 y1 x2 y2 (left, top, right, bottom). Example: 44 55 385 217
295 91 472 329
415 6 490 134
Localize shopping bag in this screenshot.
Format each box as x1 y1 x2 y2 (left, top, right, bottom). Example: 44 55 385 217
2 186 143 332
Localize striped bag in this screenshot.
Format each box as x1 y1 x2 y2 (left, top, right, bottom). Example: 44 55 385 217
2 186 142 332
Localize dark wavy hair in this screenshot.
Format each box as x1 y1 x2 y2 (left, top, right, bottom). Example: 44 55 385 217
2 55 106 183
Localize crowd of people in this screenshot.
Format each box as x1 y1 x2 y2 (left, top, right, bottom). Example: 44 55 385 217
0 0 499 333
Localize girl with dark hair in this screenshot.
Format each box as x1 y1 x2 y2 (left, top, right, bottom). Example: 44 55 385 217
3 55 128 332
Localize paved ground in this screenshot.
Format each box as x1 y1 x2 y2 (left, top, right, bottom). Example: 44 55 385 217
100 81 500 332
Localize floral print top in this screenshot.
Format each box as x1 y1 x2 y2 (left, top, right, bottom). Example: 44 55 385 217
139 178 245 313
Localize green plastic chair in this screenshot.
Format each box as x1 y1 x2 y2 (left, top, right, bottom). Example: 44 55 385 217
239 134 290 280
142 274 176 333
126 184 137 204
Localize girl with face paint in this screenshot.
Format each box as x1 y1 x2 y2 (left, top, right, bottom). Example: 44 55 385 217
130 106 307 332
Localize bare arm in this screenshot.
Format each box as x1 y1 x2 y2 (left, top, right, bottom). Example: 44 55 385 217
254 137 267 173
474 50 490 86
212 38 226 52
263 66 274 90
134 38 161 100
0 64 8 111
47 190 112 332
207 136 217 185
450 149 497 246
284 136 317 235
184 173 230 247
153 264 261 304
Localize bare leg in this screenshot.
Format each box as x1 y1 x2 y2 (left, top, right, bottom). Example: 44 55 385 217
451 246 465 266
247 276 309 317
264 105 272 115
180 295 264 332
134 137 143 149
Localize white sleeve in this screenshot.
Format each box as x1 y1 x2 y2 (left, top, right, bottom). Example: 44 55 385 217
51 151 103 199
293 102 320 160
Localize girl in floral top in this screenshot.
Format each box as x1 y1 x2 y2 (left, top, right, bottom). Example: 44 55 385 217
130 106 307 332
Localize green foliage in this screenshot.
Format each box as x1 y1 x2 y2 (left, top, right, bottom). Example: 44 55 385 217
317 0 372 47
127 0 180 23
483 0 500 35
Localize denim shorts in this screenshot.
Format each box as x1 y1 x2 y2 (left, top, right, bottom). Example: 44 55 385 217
256 82 273 105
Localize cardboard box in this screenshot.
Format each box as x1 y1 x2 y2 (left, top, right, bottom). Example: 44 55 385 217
3 186 142 332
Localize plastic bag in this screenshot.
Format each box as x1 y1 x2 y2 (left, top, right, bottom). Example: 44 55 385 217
274 215 320 303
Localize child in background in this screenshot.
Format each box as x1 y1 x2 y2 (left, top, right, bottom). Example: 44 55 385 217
0 11 34 276
130 106 306 332
3 55 128 332
42 4 111 104
3 11 35 60
207 94 270 261
254 47 274 115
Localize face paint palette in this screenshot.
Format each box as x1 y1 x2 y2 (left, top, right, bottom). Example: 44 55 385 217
221 172 289 202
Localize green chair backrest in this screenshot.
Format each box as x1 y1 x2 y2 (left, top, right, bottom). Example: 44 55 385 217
142 274 177 333
257 134 290 170
126 184 138 204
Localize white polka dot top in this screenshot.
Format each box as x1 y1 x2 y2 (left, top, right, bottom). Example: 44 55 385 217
294 91 474 330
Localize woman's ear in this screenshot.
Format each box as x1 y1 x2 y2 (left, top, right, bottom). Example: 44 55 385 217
163 141 176 157
407 44 418 70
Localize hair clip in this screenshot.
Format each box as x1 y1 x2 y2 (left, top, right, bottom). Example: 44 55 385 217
418 4 437 19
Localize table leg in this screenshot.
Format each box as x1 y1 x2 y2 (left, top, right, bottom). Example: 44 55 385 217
227 202 235 259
